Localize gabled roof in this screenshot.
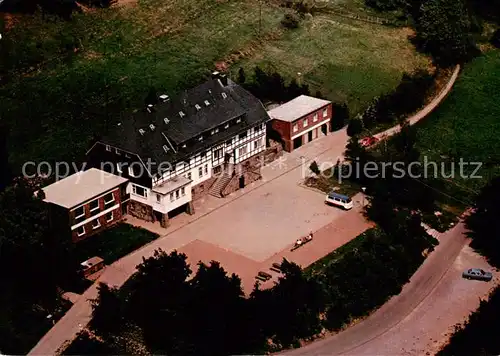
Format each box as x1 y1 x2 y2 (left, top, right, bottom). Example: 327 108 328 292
267 95 331 123
97 76 269 175
43 168 128 209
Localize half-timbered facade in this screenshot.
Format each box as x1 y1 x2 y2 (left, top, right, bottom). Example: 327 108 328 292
87 72 270 227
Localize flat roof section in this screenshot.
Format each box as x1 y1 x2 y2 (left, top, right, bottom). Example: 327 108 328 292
43 168 128 209
267 95 331 123
152 175 191 195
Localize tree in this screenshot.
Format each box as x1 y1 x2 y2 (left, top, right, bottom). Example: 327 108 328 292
346 117 363 137
281 13 300 29
0 121 11 191
90 283 124 337
331 103 349 131
491 29 500 48
237 67 246 84
414 0 479 67
286 78 302 101
144 87 158 106
309 160 320 175
466 177 500 267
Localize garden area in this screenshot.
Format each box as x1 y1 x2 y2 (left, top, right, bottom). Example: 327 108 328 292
76 223 159 265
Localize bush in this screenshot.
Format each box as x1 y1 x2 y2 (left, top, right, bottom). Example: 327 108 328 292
331 103 349 131
281 13 300 29
491 29 500 48
346 117 363 136
309 161 320 175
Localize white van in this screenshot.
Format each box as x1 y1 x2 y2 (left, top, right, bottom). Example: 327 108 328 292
325 191 353 210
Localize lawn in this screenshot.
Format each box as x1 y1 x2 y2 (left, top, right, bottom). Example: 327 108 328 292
76 223 159 264
236 13 429 114
1 0 427 172
415 49 500 201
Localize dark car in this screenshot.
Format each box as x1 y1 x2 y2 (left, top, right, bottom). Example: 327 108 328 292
462 268 493 281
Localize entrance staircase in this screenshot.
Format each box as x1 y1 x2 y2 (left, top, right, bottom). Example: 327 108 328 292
208 172 232 198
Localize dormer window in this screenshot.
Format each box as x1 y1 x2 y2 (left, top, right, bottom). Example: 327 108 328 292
149 124 155 131
105 145 111 151
204 100 210 106
195 104 201 110
164 117 170 124
179 111 185 118
236 118 242 123
211 130 215 135
224 124 229 129
221 92 227 99
198 136 203 141
214 128 219 133
139 129 145 135
182 144 187 148
163 145 169 153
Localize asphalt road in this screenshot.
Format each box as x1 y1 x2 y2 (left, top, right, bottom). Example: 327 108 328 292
284 221 470 356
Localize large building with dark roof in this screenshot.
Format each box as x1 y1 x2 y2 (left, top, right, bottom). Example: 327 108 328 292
87 72 270 226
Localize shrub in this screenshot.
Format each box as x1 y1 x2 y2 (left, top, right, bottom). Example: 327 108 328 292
346 117 363 136
309 161 320 175
491 29 500 48
331 103 349 131
281 13 300 29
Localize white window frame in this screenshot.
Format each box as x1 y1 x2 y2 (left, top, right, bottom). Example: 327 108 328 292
105 145 111 152
89 199 99 213
303 118 308 127
170 193 175 202
92 218 101 230
77 225 86 237
239 146 247 156
117 164 123 174
181 187 185 196
293 124 298 133
187 172 192 180
204 164 208 175
198 166 203 178
156 194 161 203
74 206 85 220
106 212 114 223
104 192 115 206
132 184 148 198
175 190 180 199
313 113 318 122
323 108 328 118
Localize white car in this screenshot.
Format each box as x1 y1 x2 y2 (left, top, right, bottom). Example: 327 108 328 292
325 192 353 210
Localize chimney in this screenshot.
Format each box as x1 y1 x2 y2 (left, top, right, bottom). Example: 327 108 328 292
219 73 228 86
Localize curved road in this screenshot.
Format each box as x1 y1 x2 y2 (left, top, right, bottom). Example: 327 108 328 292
284 221 470 355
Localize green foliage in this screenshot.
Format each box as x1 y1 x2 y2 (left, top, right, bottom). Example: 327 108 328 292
237 67 246 84
413 0 479 67
331 102 349 131
466 177 500 268
0 179 73 353
491 29 500 48
346 117 363 136
438 284 500 355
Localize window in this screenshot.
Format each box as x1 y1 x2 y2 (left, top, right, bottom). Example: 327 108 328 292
323 108 328 117
156 193 161 203
213 148 222 160
313 113 318 122
115 148 121 155
187 172 192 180
239 146 247 156
132 184 147 198
139 129 145 135
164 117 170 124
253 140 259 150
175 190 180 199
74 206 85 219
104 192 114 206
163 145 169 153
204 164 208 175
226 138 233 146
224 124 229 129
117 164 123 174
92 218 101 230
204 100 210 106
77 226 85 237
149 124 155 131
198 136 203 142
195 104 201 110
170 193 175 202
106 212 113 222
303 118 308 127
239 132 247 140
105 145 111 151
236 118 242 123
293 124 298 132
89 199 99 214
128 166 137 177
199 166 203 177
179 111 185 117
221 92 227 99
181 187 185 196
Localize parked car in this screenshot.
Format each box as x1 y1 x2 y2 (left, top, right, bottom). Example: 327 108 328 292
462 268 493 281
360 136 379 147
325 191 353 210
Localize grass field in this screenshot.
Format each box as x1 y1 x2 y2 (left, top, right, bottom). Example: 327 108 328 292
415 49 500 202
236 13 429 114
1 0 427 170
